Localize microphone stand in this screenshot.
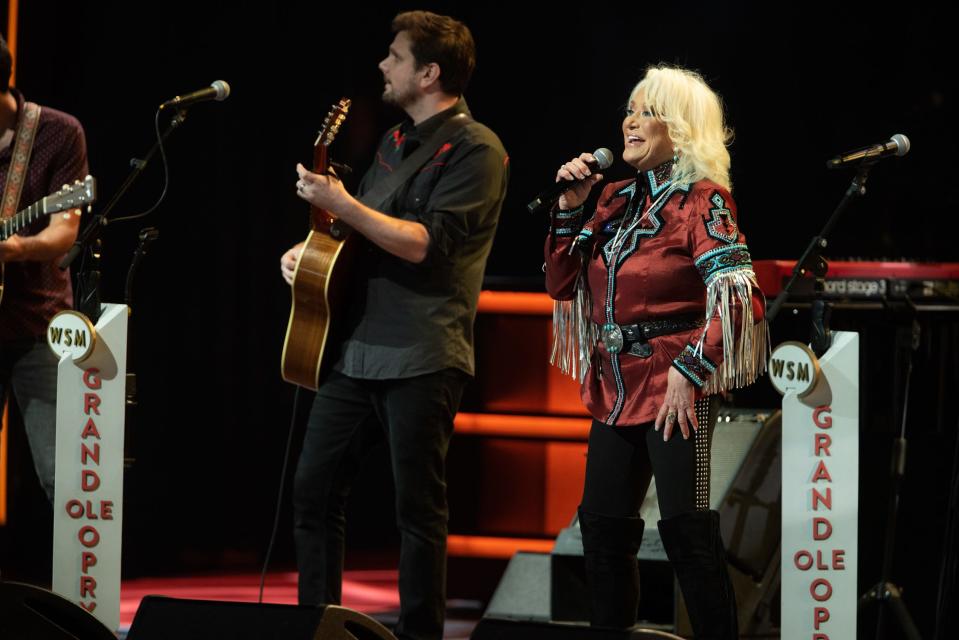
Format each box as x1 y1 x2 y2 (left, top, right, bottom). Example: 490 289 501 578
121 226 159 472
124 227 160 310
766 162 875 357
61 108 189 323
857 318 922 640
769 158 922 637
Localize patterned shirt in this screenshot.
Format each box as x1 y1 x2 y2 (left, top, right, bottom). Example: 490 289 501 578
1 89 88 342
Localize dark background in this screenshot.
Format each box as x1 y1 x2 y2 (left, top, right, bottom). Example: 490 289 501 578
2 1 957 637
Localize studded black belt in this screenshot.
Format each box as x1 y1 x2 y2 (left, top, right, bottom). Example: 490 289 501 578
600 314 706 358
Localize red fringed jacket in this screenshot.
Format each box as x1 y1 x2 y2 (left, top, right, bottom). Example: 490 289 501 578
545 165 767 426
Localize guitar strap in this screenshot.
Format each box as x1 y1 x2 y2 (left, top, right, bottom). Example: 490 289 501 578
1 101 42 221
357 112 471 211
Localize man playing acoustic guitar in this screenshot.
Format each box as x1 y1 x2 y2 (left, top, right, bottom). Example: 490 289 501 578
279 11 508 640
0 32 88 510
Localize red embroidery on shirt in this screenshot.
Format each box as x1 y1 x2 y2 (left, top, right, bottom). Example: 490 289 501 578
416 142 454 174
375 151 393 173
418 162 447 174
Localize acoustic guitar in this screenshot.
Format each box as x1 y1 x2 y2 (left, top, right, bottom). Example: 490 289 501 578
281 99 353 390
0 175 97 306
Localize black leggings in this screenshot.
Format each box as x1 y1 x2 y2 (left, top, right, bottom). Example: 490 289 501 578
580 399 716 520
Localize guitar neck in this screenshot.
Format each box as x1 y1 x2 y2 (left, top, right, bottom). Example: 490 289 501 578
310 137 337 234
1 199 51 241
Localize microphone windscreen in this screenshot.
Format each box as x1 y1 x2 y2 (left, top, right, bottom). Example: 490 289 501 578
593 147 614 170
211 80 231 101
891 134 910 156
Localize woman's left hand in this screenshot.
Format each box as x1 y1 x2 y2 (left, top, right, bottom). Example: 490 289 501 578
655 367 697 441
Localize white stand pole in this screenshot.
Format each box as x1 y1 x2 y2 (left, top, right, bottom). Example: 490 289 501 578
778 330 859 640
50 303 128 632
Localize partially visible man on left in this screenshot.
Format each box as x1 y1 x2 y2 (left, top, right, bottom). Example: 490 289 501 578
0 32 88 507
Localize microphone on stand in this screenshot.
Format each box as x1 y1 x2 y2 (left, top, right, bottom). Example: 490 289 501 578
159 80 231 111
826 134 910 169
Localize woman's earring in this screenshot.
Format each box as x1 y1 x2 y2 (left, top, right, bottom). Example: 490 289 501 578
672 146 679 165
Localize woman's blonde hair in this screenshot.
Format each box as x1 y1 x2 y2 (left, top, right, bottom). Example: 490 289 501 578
632 65 733 190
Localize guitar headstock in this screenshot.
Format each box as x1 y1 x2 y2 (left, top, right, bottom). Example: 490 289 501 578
45 175 97 213
314 98 351 148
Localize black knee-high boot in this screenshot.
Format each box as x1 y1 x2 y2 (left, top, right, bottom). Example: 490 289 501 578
658 510 738 640
578 507 645 628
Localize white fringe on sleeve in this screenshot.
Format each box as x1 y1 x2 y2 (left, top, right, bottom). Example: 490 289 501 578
695 267 770 395
550 271 597 383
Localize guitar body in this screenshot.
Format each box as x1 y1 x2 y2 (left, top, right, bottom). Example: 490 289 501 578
280 98 352 390
281 224 357 389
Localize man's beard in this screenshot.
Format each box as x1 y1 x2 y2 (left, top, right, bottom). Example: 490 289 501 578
382 80 415 109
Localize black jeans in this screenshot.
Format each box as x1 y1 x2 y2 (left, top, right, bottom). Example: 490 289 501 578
581 399 715 519
293 368 467 640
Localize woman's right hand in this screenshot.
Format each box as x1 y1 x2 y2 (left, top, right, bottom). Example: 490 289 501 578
556 152 604 211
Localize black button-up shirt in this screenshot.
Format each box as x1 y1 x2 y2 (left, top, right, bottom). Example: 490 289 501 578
334 98 509 379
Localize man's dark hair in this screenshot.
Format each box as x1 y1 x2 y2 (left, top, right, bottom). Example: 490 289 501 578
0 34 12 92
391 11 475 97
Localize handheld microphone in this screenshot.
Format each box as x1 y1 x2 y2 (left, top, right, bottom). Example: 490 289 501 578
159 80 231 111
826 134 910 169
528 148 614 213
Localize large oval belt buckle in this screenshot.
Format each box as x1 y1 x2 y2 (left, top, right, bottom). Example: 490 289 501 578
601 323 624 354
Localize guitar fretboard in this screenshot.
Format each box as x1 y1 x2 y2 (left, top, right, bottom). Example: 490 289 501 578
1 199 49 241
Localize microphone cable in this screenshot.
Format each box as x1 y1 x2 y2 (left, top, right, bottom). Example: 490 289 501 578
258 385 303 603
107 108 173 225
